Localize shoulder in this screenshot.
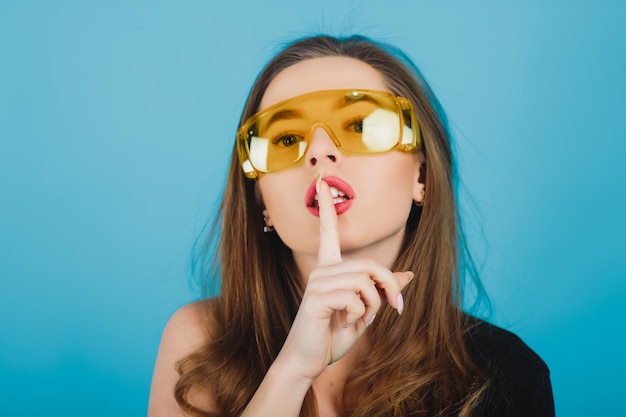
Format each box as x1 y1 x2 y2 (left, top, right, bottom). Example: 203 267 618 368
148 299 221 417
465 317 549 374
464 317 555 417
163 299 218 347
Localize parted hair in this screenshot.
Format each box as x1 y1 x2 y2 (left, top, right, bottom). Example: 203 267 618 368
175 34 489 417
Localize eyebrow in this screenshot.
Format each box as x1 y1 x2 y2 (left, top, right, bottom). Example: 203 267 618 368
265 109 304 127
262 93 382 129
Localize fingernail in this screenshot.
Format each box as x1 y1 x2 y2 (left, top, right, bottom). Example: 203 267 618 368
405 271 415 283
397 294 404 315
316 173 322 193
343 319 358 328
364 314 376 327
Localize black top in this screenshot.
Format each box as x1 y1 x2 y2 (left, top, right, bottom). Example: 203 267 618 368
465 318 555 417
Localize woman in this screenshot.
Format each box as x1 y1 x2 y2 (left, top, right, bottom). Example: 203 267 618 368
148 35 554 417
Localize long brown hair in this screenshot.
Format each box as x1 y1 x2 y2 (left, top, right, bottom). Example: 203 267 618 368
176 34 488 417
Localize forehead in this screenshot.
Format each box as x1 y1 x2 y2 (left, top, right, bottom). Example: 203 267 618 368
259 56 389 111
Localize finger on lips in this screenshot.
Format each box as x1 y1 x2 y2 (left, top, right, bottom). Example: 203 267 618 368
314 174 410 320
317 174 342 267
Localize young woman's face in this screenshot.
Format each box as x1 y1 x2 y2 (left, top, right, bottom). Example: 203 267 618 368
257 57 424 269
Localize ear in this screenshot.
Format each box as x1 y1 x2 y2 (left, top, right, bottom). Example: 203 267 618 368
412 152 426 205
262 209 274 227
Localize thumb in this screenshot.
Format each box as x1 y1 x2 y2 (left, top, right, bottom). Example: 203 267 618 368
395 271 415 291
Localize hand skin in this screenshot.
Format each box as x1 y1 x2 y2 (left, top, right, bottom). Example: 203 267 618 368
148 179 413 417
240 178 412 417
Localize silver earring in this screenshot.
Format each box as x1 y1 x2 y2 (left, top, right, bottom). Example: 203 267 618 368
414 189 425 207
263 217 275 233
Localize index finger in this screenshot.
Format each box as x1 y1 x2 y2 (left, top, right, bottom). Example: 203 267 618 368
317 177 342 266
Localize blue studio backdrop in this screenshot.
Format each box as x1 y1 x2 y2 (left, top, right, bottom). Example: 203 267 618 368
1 1 624 416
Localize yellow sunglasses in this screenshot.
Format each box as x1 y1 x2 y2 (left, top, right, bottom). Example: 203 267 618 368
237 89 421 178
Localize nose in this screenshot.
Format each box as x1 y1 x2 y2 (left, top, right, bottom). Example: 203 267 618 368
306 126 342 168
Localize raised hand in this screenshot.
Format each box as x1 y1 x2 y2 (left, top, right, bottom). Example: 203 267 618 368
275 175 413 383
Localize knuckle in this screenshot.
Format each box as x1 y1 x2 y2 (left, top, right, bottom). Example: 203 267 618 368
344 291 361 306
347 300 365 316
356 271 371 285
369 291 382 306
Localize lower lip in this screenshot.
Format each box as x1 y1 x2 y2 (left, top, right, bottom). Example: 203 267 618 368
307 199 353 217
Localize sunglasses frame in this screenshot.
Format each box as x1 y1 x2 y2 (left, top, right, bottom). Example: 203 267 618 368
237 89 421 179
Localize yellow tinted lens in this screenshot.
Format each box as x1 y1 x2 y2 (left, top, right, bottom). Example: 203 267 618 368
249 133 307 172
247 110 309 172
341 93 419 153
333 95 401 152
241 90 414 174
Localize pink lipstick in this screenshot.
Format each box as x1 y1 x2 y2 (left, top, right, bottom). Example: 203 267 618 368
305 176 355 217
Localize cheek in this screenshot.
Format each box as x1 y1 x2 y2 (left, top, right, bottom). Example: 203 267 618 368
350 157 416 228
258 175 304 224
367 156 417 200
383 161 416 208
258 175 319 253
257 178 281 215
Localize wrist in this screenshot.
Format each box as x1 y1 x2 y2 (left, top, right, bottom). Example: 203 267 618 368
241 357 313 417
268 355 316 391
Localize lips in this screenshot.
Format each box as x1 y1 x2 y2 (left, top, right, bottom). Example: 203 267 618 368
305 176 355 216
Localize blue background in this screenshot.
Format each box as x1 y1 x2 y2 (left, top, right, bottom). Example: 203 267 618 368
1 1 624 416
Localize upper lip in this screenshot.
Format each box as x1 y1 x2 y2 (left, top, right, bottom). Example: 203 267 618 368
305 175 355 207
